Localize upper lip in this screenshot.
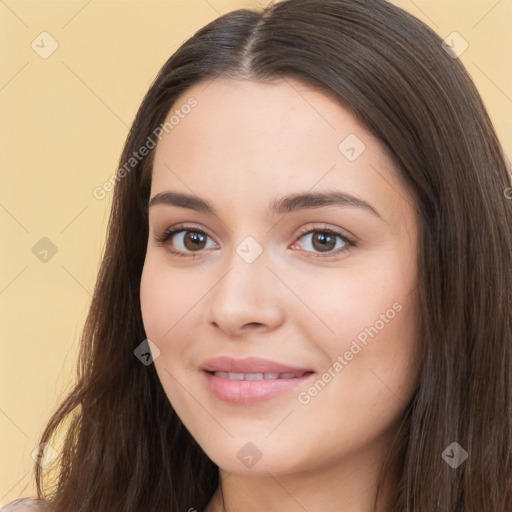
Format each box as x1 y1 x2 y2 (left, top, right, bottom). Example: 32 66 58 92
200 356 314 374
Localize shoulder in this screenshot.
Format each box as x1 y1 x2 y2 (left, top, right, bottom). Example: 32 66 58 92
0 498 46 511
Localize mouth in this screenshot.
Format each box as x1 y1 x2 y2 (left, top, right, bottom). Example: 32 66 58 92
206 370 313 380
202 370 315 405
200 355 314 375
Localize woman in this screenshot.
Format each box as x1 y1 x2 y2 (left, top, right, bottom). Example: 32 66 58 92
4 0 511 510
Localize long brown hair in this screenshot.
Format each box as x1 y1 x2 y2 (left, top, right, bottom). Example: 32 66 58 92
34 0 512 510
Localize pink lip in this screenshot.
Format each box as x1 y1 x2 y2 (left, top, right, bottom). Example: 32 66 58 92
200 356 315 405
200 356 312 374
202 371 315 405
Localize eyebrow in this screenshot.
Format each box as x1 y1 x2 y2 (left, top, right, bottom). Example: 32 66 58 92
147 189 382 219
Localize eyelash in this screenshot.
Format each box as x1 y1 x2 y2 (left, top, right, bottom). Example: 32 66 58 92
154 223 355 259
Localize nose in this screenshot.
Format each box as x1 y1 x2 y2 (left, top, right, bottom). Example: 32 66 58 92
206 252 284 337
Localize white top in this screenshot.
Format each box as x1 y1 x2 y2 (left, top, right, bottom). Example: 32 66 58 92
0 498 45 511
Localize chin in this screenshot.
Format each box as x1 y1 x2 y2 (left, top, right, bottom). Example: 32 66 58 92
198 437 309 477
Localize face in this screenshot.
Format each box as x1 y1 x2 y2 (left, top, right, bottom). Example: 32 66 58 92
140 77 421 477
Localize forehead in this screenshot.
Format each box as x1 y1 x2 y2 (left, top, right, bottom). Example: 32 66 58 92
150 77 413 225
154 77 374 166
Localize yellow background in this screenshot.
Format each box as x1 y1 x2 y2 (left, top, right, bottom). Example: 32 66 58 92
1 0 510 505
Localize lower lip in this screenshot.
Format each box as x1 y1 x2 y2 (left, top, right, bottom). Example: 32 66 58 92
202 371 315 405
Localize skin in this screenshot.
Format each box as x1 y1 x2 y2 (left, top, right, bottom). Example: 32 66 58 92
139 76 422 512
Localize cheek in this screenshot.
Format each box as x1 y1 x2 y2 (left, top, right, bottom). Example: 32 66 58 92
140 263 168 340
139 257 212 424
298 248 420 402
338 264 421 404
139 258 190 346
294 253 417 348
139 256 211 368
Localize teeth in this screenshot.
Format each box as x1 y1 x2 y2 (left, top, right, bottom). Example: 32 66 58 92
245 373 264 380
213 371 306 380
280 372 299 379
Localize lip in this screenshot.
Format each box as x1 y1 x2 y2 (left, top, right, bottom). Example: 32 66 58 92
200 356 313 374
200 356 315 405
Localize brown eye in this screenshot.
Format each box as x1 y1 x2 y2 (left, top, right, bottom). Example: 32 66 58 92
180 231 208 251
311 231 338 252
293 227 354 258
155 226 217 257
